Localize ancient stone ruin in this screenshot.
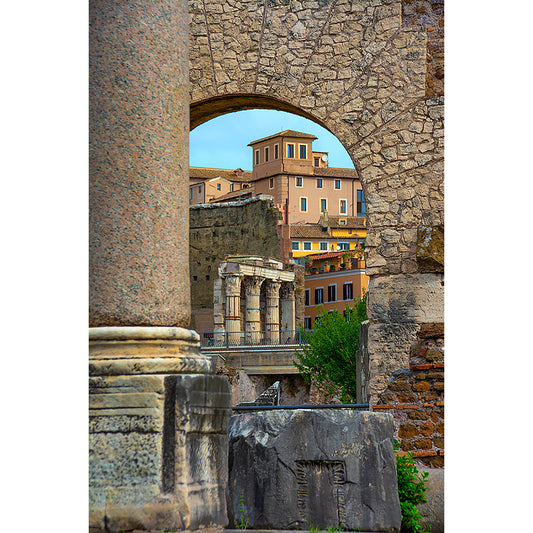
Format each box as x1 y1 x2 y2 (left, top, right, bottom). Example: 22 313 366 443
89 0 444 530
228 409 401 531
214 256 298 344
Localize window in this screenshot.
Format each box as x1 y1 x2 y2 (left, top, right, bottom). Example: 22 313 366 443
319 241 328 251
339 199 347 214
230 183 234 192
217 183 221 191
334 179 341 190
315 287 324 305
300 197 308 212
338 242 350 250
292 241 300 250
274 144 279 159
304 289 310 307
343 282 353 301
265 146 269 162
190 188 193 199
320 198 327 212
328 284 336 302
314 157 320 167
300 144 307 159
287 143 294 158
316 178 323 188
269 178 274 189
357 189 366 216
303 241 312 251
295 176 303 187
304 316 312 329
255 150 260 164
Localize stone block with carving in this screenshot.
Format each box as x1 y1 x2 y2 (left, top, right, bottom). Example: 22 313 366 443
227 409 401 531
235 381 280 407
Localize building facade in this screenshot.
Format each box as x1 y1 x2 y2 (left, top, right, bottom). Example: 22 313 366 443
189 130 366 225
291 215 367 259
248 130 364 224
302 251 369 329
189 167 253 204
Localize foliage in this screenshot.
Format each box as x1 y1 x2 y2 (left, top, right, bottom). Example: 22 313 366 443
295 293 367 403
395 441 430 533
236 489 249 530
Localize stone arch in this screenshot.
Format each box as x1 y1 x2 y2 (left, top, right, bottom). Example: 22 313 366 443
189 0 444 402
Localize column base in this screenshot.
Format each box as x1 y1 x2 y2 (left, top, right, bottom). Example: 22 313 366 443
89 327 232 532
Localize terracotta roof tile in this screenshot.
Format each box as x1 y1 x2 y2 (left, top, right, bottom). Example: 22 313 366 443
325 216 367 228
314 167 358 178
248 130 318 146
290 225 331 239
207 189 254 202
308 251 345 260
189 167 253 182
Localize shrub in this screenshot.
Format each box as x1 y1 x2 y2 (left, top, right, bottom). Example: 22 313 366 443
395 441 430 533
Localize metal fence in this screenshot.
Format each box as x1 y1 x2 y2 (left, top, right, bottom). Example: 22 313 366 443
232 403 369 412
200 329 306 348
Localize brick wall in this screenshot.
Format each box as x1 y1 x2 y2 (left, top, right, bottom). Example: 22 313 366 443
373 322 444 467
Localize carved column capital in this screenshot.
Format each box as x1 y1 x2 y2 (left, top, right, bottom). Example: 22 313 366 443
243 275 265 296
280 281 295 301
224 274 242 296
265 279 281 298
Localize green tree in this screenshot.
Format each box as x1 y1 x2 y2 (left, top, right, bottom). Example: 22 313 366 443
294 293 367 403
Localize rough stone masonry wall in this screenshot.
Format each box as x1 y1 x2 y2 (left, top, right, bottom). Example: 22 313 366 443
373 322 444 468
189 0 444 402
189 196 283 330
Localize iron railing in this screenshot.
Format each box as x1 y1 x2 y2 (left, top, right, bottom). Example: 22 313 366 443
201 329 306 348
232 403 369 412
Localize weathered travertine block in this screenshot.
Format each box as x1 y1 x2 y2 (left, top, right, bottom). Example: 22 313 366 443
228 409 401 532
366 273 444 403
367 273 444 325
89 327 232 533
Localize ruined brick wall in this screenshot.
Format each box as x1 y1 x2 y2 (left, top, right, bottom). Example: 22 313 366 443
373 322 444 467
189 0 444 402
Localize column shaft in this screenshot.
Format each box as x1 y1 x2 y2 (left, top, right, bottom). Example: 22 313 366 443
280 282 296 342
265 280 281 343
224 275 242 344
89 0 190 327
244 276 264 344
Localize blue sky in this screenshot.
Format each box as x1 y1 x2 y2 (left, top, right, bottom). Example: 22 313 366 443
190 109 354 170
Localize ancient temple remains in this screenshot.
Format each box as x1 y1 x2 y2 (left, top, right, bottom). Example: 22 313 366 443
214 256 297 345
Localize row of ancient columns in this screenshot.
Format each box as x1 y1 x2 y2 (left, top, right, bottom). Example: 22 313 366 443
215 274 295 343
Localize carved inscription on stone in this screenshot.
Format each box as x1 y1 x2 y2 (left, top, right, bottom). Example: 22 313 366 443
295 460 346 528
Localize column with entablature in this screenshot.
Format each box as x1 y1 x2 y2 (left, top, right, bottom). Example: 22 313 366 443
265 279 281 344
225 274 242 344
244 276 264 344
280 282 296 343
